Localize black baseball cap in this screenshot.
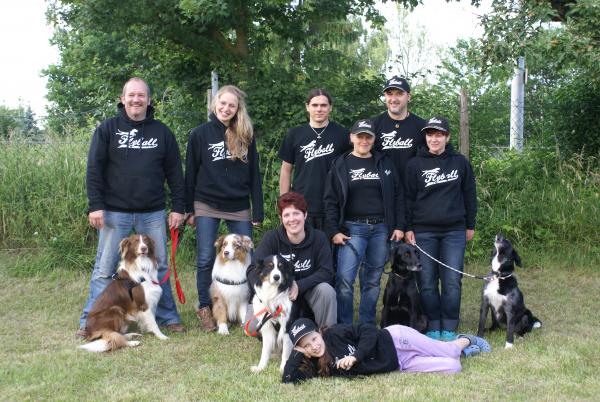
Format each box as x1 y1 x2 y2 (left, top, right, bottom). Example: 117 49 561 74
288 318 318 347
383 76 410 93
350 119 376 137
422 116 450 134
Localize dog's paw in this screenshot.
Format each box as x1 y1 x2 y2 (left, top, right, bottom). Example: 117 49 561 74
250 365 264 373
127 341 141 347
124 333 142 340
533 321 542 329
218 324 230 335
155 333 169 340
505 342 514 349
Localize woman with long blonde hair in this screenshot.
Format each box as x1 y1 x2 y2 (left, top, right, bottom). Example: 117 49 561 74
184 85 264 331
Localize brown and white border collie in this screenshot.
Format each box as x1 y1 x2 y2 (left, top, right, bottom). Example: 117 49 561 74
79 234 168 352
250 255 294 373
210 233 253 335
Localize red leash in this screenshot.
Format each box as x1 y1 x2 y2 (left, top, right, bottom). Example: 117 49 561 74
244 305 284 337
153 227 186 304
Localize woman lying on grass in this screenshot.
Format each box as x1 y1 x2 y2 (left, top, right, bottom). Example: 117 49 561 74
282 318 490 384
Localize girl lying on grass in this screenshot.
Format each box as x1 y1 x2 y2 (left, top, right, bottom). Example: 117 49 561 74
283 318 490 384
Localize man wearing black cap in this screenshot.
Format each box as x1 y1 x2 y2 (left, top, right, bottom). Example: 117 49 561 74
372 76 427 176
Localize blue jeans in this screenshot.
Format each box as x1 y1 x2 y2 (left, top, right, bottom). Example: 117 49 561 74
415 230 466 332
79 210 181 328
336 222 388 325
195 216 253 308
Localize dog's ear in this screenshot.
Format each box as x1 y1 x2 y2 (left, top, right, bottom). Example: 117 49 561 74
513 249 522 267
144 235 155 256
119 238 130 257
241 235 254 252
214 235 226 250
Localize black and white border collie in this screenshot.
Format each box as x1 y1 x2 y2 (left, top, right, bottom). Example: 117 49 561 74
250 255 294 373
210 233 253 335
478 234 542 349
79 234 168 353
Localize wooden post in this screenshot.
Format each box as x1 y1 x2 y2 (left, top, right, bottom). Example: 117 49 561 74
459 88 470 160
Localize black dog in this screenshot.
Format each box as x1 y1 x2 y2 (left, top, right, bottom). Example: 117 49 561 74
477 234 542 348
380 243 428 332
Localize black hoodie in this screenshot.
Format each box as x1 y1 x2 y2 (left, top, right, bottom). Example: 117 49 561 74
184 113 264 222
246 224 334 296
404 144 477 232
323 150 405 240
282 323 399 384
86 103 184 213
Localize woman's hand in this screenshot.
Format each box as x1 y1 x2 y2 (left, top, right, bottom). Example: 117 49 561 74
294 346 310 358
186 214 195 228
405 230 415 245
390 229 404 242
336 355 357 370
332 233 351 245
288 281 298 301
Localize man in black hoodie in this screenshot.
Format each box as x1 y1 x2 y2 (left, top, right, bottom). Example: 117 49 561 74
245 192 337 330
78 77 185 337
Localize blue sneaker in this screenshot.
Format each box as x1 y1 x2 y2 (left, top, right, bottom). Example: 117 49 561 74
458 334 492 353
441 330 456 341
461 344 481 357
426 331 441 340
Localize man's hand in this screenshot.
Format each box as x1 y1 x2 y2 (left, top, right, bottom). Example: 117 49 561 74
88 210 104 229
168 212 184 229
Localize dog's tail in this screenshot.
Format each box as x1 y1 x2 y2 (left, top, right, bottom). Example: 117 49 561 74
78 331 135 353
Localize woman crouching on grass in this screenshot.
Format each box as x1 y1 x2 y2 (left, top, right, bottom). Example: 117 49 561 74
282 318 491 384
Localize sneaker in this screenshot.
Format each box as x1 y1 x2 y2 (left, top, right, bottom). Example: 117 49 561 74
165 323 186 333
76 328 88 339
441 330 457 341
458 333 492 353
196 306 216 332
461 344 481 357
425 330 441 340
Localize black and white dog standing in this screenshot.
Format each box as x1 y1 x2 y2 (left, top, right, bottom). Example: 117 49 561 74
478 234 542 348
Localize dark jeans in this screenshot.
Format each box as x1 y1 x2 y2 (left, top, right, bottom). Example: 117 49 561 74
415 230 466 332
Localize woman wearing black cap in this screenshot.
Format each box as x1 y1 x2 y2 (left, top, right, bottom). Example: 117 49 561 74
404 116 477 342
282 317 490 384
323 119 404 326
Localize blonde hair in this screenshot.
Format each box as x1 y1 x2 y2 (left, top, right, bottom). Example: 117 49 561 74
212 85 253 162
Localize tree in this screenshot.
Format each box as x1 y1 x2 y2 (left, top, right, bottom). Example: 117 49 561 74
0 105 41 139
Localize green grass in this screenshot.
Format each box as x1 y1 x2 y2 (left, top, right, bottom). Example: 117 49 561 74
1 252 599 401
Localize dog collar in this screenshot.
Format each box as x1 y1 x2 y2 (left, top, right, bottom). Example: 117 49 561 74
111 273 144 300
486 272 513 281
214 276 247 286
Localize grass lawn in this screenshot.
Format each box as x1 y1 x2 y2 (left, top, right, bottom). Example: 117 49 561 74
1 252 599 401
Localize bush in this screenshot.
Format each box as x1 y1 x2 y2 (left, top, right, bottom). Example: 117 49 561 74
2 135 599 273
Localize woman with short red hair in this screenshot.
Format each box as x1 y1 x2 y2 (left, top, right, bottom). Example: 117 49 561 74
245 192 337 330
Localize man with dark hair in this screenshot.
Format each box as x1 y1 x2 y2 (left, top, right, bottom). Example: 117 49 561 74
78 77 185 337
372 76 427 176
278 89 350 230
